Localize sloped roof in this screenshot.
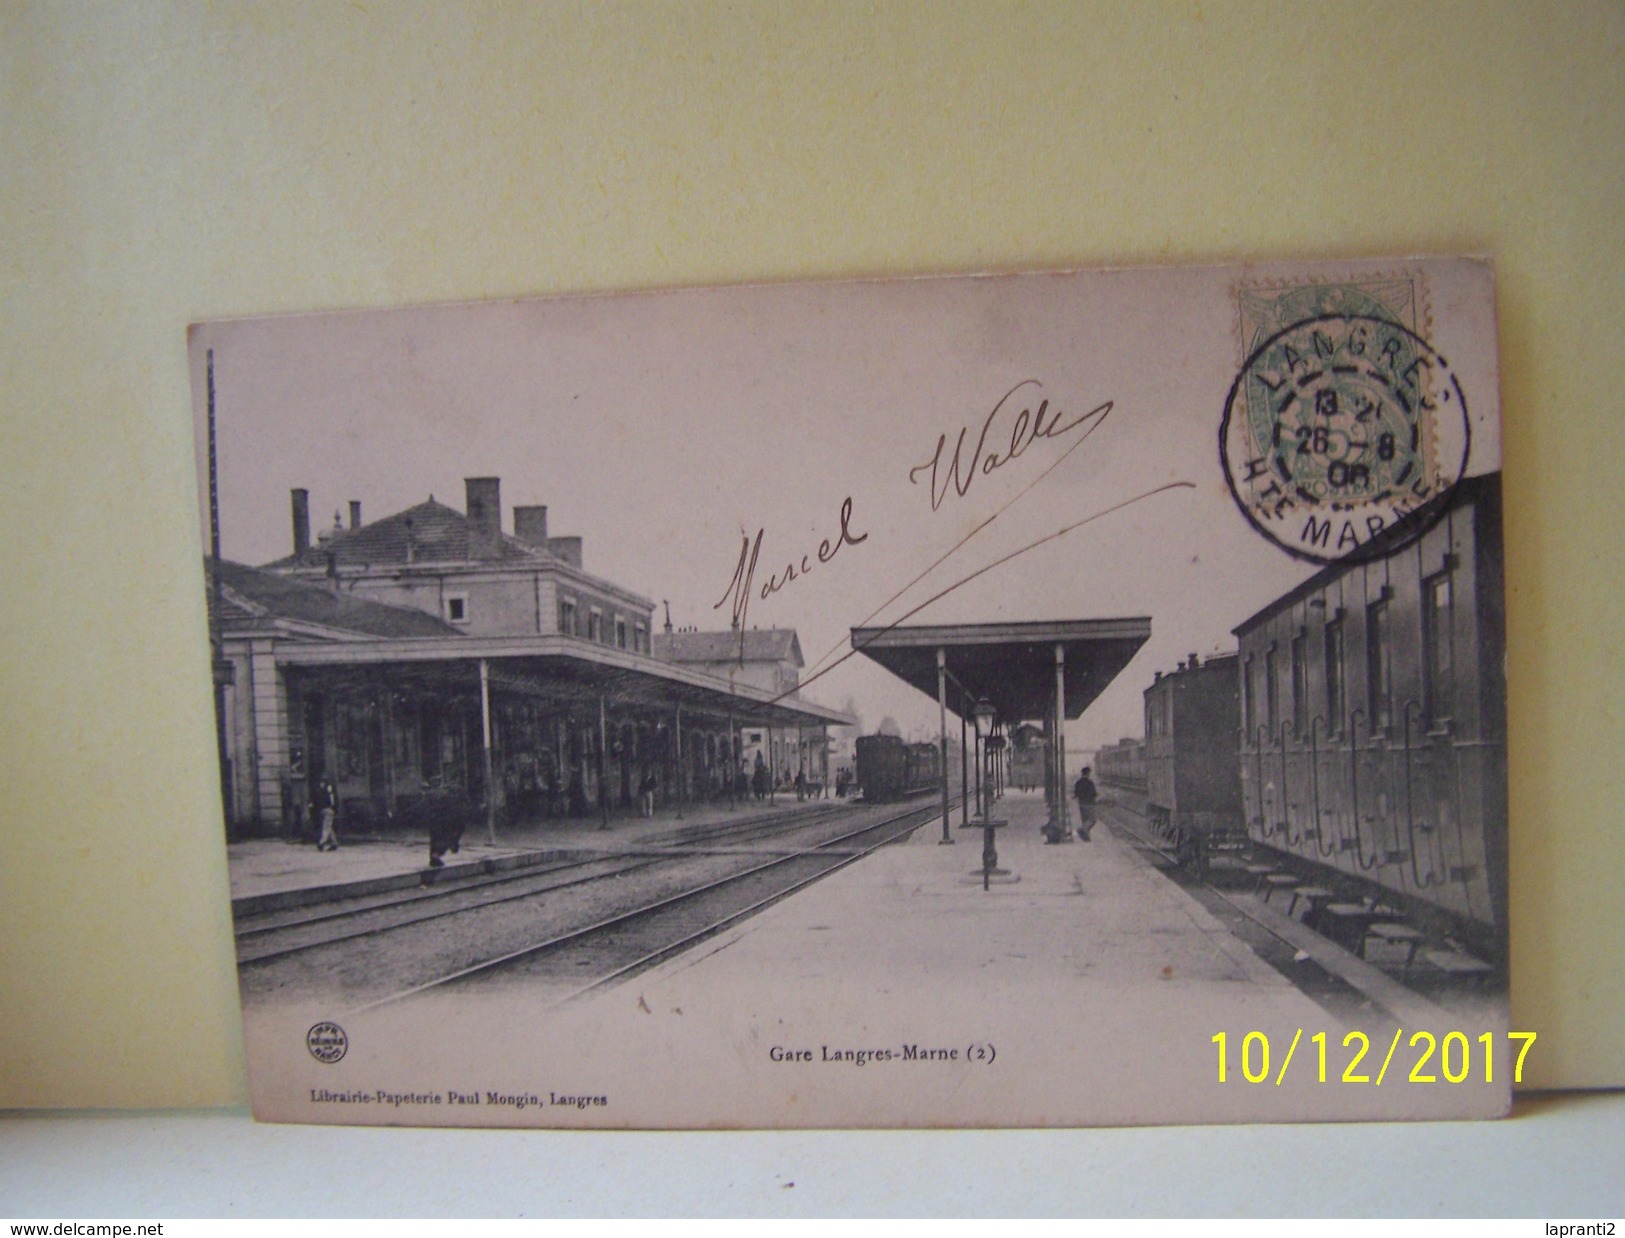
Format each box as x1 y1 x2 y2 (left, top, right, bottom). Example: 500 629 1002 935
654 628 805 668
206 558 462 639
262 498 547 571
1231 472 1501 636
851 619 1151 722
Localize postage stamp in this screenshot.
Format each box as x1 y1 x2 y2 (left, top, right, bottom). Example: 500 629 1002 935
1221 278 1470 565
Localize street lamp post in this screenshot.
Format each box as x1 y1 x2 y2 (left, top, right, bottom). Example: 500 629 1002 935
968 699 1005 889
986 732 1006 808
972 698 995 817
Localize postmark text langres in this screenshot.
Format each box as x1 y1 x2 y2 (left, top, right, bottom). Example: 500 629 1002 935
309 1087 607 1111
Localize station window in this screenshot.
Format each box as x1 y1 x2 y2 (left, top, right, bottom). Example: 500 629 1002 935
616 617 628 649
1290 631 1307 736
634 623 647 654
558 597 577 637
1264 643 1280 737
1423 572 1455 726
1366 599 1393 733
588 609 602 643
1324 617 1346 731
444 593 470 625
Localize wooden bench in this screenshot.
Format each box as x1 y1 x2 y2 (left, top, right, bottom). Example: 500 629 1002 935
1241 862 1278 891
1287 884 1335 919
1362 921 1426 978
1319 901 1377 952
1260 873 1300 902
1422 948 1496 987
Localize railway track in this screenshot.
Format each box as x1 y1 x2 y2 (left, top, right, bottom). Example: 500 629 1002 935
342 799 937 1016
234 799 854 964
1095 789 1183 865
1096 789 1442 1023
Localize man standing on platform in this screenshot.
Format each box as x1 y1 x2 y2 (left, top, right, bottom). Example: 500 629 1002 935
1073 767 1097 842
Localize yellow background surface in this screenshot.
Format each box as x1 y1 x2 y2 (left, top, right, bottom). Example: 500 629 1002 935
1 1 1620 1107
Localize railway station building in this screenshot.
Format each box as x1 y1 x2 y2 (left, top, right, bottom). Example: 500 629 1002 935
653 627 831 793
210 478 846 840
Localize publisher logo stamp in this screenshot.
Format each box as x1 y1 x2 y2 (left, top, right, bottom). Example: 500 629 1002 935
306 1021 348 1064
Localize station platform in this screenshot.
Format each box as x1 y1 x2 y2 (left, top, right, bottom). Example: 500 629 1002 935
630 788 1313 1017
226 793 846 915
517 787 1509 1127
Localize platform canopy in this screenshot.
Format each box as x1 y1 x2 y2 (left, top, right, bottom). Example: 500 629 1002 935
850 619 1151 722
274 633 851 729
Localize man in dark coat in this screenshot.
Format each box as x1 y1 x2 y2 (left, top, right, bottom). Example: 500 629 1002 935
1073 767 1098 842
313 777 340 851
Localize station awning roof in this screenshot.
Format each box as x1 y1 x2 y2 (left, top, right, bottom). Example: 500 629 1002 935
850 619 1151 723
272 634 851 729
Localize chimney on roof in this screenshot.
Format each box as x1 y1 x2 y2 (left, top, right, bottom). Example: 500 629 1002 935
465 476 502 560
349 500 362 530
465 477 500 529
291 489 310 555
547 535 582 569
513 505 549 548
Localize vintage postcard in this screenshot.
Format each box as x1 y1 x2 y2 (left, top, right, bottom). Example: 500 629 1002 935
190 257 1511 1127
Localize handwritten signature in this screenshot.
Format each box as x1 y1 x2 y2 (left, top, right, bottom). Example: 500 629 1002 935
709 378 1140 683
713 496 868 636
908 379 1112 511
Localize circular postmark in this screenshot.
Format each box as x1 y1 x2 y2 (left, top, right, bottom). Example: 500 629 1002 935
306 1021 348 1064
1220 312 1469 565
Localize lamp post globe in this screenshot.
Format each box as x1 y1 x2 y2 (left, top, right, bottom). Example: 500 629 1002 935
972 698 995 739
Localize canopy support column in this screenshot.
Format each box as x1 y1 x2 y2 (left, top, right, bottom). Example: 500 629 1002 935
727 702 737 811
479 658 496 846
1050 641 1068 836
960 698 970 826
674 704 684 820
820 723 828 797
937 647 953 844
598 695 610 830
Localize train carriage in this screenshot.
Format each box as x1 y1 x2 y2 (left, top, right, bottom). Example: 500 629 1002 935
1094 736 1145 793
1233 473 1506 966
855 733 941 801
1142 654 1245 866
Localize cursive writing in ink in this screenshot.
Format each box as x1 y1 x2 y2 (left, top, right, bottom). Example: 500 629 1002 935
908 379 1112 512
713 496 868 638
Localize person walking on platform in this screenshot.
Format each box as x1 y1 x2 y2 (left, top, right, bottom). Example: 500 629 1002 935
1073 767 1098 842
752 755 769 802
314 776 340 852
639 768 657 818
